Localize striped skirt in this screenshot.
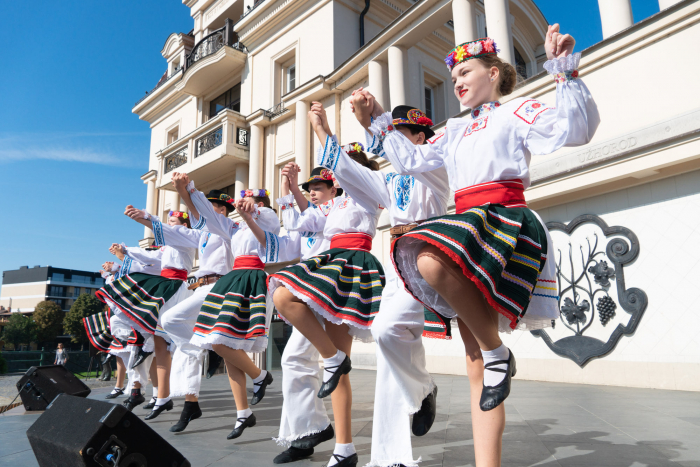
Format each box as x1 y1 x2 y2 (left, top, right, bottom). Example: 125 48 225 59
268 248 385 341
190 269 270 352
392 204 558 331
83 311 113 352
95 273 186 335
423 308 452 340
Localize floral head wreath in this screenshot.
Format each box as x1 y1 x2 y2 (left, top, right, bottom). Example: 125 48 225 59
444 37 499 71
392 109 433 127
343 142 364 155
169 211 189 219
241 189 270 198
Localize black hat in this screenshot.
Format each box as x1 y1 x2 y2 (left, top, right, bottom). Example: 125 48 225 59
391 105 435 140
301 167 343 197
207 189 235 213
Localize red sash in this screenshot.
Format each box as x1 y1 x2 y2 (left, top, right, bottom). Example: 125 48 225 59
330 233 373 252
161 268 188 281
233 255 265 270
454 179 527 214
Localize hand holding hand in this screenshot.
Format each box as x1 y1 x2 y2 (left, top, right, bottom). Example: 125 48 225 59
545 23 575 60
124 205 146 220
109 243 126 256
172 172 189 191
282 162 300 188
102 261 114 272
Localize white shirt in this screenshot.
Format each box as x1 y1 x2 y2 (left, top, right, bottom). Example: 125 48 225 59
118 248 162 278
374 54 599 192
265 200 331 263
125 239 195 274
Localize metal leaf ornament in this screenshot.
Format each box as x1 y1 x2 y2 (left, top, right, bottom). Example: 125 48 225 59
587 260 615 287
560 297 589 325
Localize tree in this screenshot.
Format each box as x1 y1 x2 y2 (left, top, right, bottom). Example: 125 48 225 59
64 294 104 344
33 301 65 344
1 313 37 348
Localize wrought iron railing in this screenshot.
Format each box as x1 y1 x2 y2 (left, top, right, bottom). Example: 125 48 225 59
185 18 247 71
164 146 188 173
195 126 223 157
264 101 288 119
240 0 266 19
134 69 183 107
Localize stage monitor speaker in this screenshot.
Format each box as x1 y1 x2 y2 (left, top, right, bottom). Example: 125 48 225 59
27 394 191 467
16 365 91 411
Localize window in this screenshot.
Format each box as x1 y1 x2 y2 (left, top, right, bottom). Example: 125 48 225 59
49 286 64 297
172 58 181 74
51 273 65 282
514 47 528 82
167 127 179 145
423 71 445 123
209 84 241 118
424 87 434 122
287 65 296 93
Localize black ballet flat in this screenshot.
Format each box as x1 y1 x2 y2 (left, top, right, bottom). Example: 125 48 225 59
479 349 516 411
250 372 273 405
273 447 314 464
318 356 352 399
130 349 153 370
206 350 223 379
291 423 334 450
327 453 358 467
170 402 202 432
122 392 145 411
412 385 438 436
105 388 124 399
145 399 174 420
227 413 256 439
143 397 157 410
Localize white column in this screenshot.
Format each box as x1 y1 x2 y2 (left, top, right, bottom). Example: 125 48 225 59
387 46 408 109
368 60 389 112
598 0 633 39
452 0 478 45
295 100 310 182
658 0 683 9
484 0 514 65
248 124 263 189
234 164 249 200
144 179 156 238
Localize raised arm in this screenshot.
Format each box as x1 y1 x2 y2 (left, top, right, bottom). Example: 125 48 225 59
123 245 163 266
280 162 310 213
278 194 329 233
263 230 303 263
186 180 241 239
172 172 204 229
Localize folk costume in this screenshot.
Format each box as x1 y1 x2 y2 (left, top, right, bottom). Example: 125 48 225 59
376 39 599 408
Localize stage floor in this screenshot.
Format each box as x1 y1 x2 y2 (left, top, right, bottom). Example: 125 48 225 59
1 369 700 466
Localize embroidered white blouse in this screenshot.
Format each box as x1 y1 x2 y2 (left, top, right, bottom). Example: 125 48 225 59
116 249 162 278
264 201 330 263
187 181 281 261
372 54 599 192
124 239 195 274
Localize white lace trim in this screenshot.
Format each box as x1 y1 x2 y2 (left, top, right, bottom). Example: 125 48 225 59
272 427 326 448
189 333 268 353
365 458 421 467
543 52 581 74
368 112 393 137
276 194 294 205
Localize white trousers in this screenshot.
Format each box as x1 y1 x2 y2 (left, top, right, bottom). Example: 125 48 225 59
126 346 154 392
108 311 133 363
368 267 434 467
161 283 212 398
275 317 331 448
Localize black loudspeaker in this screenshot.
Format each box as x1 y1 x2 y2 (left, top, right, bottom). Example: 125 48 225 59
16 365 91 411
27 394 191 467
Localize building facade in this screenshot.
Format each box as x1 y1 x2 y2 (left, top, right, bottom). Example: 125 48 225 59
133 0 700 391
0 266 105 313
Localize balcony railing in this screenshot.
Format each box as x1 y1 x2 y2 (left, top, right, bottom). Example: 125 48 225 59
164 145 188 173
195 127 223 158
135 68 183 106
264 101 288 119
185 18 247 72
240 0 266 19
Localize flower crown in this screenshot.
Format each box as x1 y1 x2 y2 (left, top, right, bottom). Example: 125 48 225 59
241 189 270 198
445 38 499 71
169 211 189 219
343 142 364 155
392 109 434 127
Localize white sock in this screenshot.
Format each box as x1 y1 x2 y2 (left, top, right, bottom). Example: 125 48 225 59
110 387 124 394
252 370 267 393
155 396 171 407
235 408 253 428
322 350 346 383
328 443 356 467
152 387 158 398
481 344 511 387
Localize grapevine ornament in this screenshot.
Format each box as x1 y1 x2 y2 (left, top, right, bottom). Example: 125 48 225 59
597 295 617 326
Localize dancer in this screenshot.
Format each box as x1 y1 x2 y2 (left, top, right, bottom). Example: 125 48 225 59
269 115 385 467
180 177 277 440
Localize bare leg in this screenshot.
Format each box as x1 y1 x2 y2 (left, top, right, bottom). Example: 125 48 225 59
273 287 338 358
115 357 126 388
457 319 505 467
326 323 354 444
224 359 249 411
148 356 158 384
212 345 261 380
153 336 171 399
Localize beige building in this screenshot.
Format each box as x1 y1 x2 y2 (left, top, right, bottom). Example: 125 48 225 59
133 0 700 391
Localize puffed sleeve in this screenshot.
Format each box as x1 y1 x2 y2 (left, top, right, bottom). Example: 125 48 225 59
264 230 302 263
318 135 389 213
278 194 329 233
150 218 202 249
187 181 241 239
124 246 162 266
524 53 600 155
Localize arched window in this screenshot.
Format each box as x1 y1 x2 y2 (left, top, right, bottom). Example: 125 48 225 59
514 46 528 81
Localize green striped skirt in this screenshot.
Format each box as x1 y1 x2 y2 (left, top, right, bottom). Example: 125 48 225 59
96 273 185 335
423 308 452 340
392 205 554 331
190 269 269 352
268 248 385 336
83 311 113 352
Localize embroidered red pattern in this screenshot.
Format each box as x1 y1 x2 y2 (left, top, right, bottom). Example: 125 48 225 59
514 99 550 125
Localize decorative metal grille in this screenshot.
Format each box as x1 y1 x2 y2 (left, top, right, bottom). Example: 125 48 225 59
164 146 188 173
236 127 249 146
264 101 288 119
195 126 223 157
187 29 225 69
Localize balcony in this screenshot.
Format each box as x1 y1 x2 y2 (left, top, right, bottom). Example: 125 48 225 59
157 109 250 190
179 18 248 96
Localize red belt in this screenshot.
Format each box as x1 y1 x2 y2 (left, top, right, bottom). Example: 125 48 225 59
161 268 188 281
455 179 527 214
330 232 373 252
233 255 265 270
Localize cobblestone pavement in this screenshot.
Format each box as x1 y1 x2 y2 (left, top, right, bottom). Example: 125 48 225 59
1 370 700 466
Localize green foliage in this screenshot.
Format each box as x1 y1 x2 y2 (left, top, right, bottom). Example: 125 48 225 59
64 294 104 344
1 313 37 347
0 352 7 374
33 301 65 343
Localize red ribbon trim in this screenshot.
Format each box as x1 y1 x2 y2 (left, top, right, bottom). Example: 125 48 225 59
233 255 265 270
161 268 188 281
330 232 373 252
455 179 527 214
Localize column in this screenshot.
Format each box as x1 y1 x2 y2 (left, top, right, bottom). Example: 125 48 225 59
598 0 633 39
144 178 156 238
387 46 408 109
248 124 263 189
368 60 389 112
295 100 310 182
658 0 683 9
484 0 514 65
234 164 249 200
452 0 478 45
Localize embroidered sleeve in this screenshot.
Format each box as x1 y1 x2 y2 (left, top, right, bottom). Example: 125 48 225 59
187 180 241 239
544 52 581 83
367 112 394 138
263 231 302 263
191 214 206 230
365 130 385 158
318 134 341 171
276 194 295 212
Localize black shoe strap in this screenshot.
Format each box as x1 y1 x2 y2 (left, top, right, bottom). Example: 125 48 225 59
484 359 510 373
324 361 344 374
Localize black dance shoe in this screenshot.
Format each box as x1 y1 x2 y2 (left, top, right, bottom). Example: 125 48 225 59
130 349 153 370
250 372 273 406
291 423 334 450
145 399 174 420
143 397 157 410
227 413 256 439
105 388 124 399
412 385 438 436
170 401 202 432
122 391 145 411
206 350 223 379
479 349 516 412
328 453 358 467
318 356 352 398
273 447 314 464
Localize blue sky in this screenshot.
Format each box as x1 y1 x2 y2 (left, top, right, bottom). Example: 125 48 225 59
0 0 660 282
